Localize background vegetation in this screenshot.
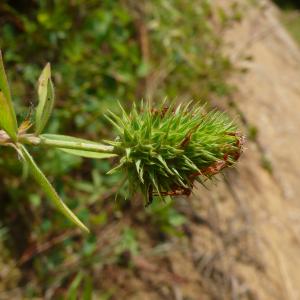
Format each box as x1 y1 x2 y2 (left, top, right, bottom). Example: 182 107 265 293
275 0 300 46
0 1 242 298
273 0 300 9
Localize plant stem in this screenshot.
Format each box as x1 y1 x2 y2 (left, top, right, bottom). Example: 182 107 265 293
19 134 115 154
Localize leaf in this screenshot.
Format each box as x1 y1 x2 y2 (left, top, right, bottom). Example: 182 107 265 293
59 148 117 159
20 145 89 233
66 273 83 300
21 155 29 181
82 276 93 300
0 51 18 140
41 134 116 158
42 133 104 144
35 63 55 134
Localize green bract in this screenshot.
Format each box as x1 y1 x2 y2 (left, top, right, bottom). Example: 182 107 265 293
106 102 244 205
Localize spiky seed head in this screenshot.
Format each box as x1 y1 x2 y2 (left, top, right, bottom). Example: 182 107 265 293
106 102 244 205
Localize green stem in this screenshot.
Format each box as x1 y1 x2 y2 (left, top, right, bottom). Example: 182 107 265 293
19 134 115 154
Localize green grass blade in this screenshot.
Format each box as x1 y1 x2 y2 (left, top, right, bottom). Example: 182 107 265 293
66 273 83 300
20 145 89 233
40 134 114 153
35 63 55 134
42 133 103 144
59 148 117 159
0 51 18 140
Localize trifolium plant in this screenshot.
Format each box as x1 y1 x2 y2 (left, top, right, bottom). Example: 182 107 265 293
0 50 244 233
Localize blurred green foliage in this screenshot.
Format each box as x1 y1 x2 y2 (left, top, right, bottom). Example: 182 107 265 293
281 10 300 46
272 0 300 9
147 197 186 236
0 0 237 298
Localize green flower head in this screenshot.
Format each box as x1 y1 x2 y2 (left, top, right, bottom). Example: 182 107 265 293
106 102 244 206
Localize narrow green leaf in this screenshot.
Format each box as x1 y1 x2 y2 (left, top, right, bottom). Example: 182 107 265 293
0 51 18 140
42 134 102 144
35 63 55 134
66 273 83 300
20 145 89 233
21 155 29 181
82 276 93 300
41 134 115 155
59 148 117 159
